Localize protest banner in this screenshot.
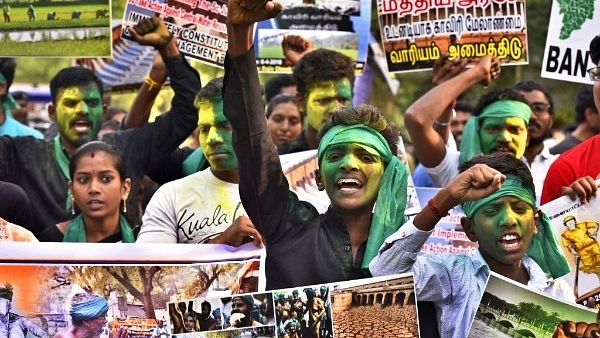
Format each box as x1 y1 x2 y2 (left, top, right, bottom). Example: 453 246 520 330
376 0 529 73
120 0 228 68
75 20 157 92
253 0 370 74
0 243 263 337
541 0 598 84
539 179 600 307
468 272 597 337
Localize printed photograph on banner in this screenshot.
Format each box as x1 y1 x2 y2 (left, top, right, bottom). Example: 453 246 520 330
167 298 223 334
541 0 598 84
376 0 529 73
414 187 477 257
272 285 334 338
468 272 597 338
121 0 227 67
0 0 111 56
331 273 418 338
253 0 370 73
256 28 359 73
75 20 157 92
220 293 276 331
539 179 600 308
0 261 262 337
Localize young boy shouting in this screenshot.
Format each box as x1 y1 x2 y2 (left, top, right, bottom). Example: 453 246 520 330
370 153 574 338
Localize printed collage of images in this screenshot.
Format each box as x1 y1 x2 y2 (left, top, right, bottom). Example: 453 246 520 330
165 274 418 338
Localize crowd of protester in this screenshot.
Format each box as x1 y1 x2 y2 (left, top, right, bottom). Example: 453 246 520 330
2 0 600 337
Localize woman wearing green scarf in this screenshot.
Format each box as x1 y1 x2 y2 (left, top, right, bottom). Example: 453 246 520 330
39 141 136 242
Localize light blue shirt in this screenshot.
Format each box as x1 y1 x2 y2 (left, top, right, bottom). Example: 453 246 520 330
0 115 43 138
369 220 575 338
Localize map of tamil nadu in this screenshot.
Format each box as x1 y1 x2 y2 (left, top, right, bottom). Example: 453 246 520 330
557 0 595 39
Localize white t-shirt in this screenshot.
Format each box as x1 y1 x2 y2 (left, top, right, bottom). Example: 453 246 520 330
137 169 246 243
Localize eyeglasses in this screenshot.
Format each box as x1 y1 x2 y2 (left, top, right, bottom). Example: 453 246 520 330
530 102 551 115
587 67 600 81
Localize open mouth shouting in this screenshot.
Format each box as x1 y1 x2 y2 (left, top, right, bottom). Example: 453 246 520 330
72 118 92 133
336 178 363 192
498 233 521 251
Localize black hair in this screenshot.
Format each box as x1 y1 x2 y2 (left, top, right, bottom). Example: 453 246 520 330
50 67 104 105
590 35 600 65
265 74 295 103
196 77 223 103
459 153 534 193
293 49 355 100
574 84 596 123
454 100 473 113
0 58 16 89
69 141 127 182
513 80 555 114
265 93 299 118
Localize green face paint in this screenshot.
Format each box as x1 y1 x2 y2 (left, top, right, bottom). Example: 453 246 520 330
305 78 353 131
319 143 384 212
479 116 528 158
55 84 103 150
471 196 537 273
197 98 237 172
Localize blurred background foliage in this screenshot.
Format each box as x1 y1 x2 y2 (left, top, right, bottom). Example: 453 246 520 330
12 0 580 143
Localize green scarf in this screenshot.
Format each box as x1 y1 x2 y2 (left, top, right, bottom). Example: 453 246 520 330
182 148 208 176
63 214 135 243
318 124 408 275
461 176 570 279
53 135 73 213
459 100 531 164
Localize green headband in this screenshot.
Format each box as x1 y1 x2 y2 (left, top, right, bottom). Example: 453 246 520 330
318 124 408 275
462 176 569 278
459 100 531 164
318 124 393 164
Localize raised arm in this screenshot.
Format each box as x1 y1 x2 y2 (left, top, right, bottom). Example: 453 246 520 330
223 0 285 242
405 55 500 168
122 52 167 129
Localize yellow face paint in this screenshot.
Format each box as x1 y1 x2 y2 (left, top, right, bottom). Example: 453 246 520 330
197 98 237 172
305 78 352 131
55 84 103 149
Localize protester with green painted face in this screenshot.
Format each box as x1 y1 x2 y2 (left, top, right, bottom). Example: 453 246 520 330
277 41 355 154
405 54 536 191
223 0 408 289
137 77 263 247
370 153 573 338
0 17 200 237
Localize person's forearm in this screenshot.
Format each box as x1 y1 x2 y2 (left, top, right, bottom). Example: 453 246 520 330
406 67 484 127
413 187 458 232
227 23 253 57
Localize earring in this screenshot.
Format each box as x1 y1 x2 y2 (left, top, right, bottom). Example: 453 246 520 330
122 197 127 213
71 198 75 215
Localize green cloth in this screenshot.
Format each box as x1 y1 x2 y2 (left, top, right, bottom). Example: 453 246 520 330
459 100 531 164
53 135 72 213
63 214 135 243
317 124 408 275
461 176 570 279
182 148 207 176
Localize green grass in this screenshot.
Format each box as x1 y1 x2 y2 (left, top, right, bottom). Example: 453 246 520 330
0 37 110 56
0 4 110 30
258 44 358 60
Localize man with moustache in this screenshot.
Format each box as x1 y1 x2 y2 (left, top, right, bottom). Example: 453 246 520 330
514 80 558 197
227 295 261 329
0 18 200 236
